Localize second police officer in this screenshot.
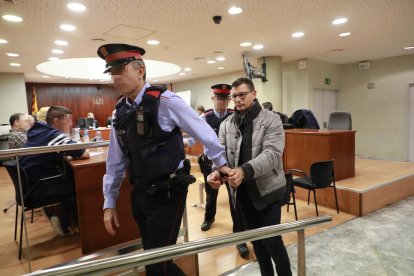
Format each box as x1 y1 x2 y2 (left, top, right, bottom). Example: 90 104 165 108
198 84 250 258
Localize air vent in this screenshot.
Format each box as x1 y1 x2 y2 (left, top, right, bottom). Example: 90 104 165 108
358 61 370 70
92 38 106 41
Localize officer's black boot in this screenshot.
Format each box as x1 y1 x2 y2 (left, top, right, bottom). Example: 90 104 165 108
236 243 250 258
200 218 215 231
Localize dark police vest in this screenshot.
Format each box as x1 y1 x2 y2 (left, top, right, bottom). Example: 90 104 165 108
204 108 234 135
113 86 185 187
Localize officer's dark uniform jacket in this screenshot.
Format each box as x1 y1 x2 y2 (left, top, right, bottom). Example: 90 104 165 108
113 86 186 190
204 108 234 135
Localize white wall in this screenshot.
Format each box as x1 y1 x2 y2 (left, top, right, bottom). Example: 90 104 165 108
339 54 414 161
172 70 245 110
0 73 28 125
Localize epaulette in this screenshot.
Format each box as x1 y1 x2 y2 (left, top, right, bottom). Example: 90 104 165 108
203 109 214 116
115 96 126 109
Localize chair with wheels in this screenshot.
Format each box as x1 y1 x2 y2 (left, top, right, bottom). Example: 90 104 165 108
327 111 352 130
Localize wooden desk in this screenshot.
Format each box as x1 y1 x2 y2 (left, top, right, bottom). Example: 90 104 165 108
284 129 356 180
69 147 139 254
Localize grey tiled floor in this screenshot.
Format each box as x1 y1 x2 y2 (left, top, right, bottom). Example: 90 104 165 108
223 196 414 276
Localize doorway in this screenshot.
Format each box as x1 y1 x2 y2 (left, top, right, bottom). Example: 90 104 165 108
313 89 337 129
409 84 414 161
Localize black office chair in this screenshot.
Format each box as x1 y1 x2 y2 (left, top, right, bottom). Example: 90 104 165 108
3 160 74 259
327 111 352 130
289 160 339 216
281 172 298 220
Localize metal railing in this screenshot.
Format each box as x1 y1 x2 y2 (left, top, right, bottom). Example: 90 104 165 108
27 215 332 276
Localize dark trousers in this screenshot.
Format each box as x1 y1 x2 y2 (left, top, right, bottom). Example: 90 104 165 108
131 184 187 276
238 186 292 276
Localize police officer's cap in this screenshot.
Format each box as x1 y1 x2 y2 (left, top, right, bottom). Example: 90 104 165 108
97 43 146 73
211 84 231 96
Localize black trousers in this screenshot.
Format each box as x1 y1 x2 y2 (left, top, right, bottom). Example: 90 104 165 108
131 184 187 276
238 185 292 276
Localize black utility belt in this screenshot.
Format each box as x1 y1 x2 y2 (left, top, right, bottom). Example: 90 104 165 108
138 173 196 195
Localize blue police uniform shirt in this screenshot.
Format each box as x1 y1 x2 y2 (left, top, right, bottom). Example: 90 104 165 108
103 82 227 209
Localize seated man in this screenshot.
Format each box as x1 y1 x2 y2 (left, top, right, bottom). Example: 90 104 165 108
20 106 90 236
8 113 30 149
87 112 99 128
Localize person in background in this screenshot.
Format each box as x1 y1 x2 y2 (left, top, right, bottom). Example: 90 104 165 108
208 78 292 276
262 102 289 124
196 105 205 116
198 84 250 258
20 106 90 236
97 43 231 276
26 114 35 129
87 112 99 128
37 106 50 123
106 110 116 127
8 113 29 149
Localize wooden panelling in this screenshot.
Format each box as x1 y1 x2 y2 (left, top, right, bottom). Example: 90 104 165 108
284 129 356 180
26 83 119 127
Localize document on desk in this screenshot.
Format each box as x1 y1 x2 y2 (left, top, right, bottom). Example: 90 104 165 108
90 151 104 157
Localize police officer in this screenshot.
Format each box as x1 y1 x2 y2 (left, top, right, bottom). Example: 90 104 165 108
199 84 250 258
98 44 231 276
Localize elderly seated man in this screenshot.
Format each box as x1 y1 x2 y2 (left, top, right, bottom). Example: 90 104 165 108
8 113 32 149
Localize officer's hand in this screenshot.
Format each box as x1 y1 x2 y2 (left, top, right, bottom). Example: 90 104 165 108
104 208 119 236
207 171 222 189
228 167 245 188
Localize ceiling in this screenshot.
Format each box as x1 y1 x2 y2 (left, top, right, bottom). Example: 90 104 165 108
1 0 413 84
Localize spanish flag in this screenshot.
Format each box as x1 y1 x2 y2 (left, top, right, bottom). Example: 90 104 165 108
31 86 38 114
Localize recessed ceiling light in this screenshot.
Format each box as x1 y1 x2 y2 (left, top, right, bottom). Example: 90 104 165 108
2 14 23 22
60 24 76 31
6 53 19 57
153 80 158 82
216 56 225 61
48 57 60 61
67 2 86 12
55 40 69 46
253 44 264 50
147 40 160 45
179 72 186 75
184 67 191 71
207 60 216 64
228 7 243 15
339 32 351 37
240 42 252 47
404 46 414 50
42 75 50 78
52 49 64 54
292 32 304 38
217 67 224 70
0 39 8 44
10 63 21 67
332 18 348 25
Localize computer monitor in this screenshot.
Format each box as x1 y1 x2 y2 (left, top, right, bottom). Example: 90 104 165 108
77 118 86 129
85 118 94 129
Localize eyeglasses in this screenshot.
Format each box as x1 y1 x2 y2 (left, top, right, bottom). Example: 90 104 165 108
231 91 252 100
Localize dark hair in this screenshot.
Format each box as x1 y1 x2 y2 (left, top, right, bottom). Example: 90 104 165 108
9 113 24 126
197 105 205 112
262 102 273 111
231 77 255 91
46 106 72 124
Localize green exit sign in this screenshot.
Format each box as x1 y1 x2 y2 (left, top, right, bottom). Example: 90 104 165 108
325 78 331 85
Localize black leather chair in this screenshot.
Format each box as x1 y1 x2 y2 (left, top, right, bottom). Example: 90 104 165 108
4 160 74 259
289 160 339 216
281 172 298 220
327 111 352 130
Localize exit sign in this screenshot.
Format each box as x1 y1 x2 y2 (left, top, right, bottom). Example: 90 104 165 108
325 78 331 85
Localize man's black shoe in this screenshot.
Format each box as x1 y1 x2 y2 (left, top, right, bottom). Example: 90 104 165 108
236 243 250 258
200 219 215 231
